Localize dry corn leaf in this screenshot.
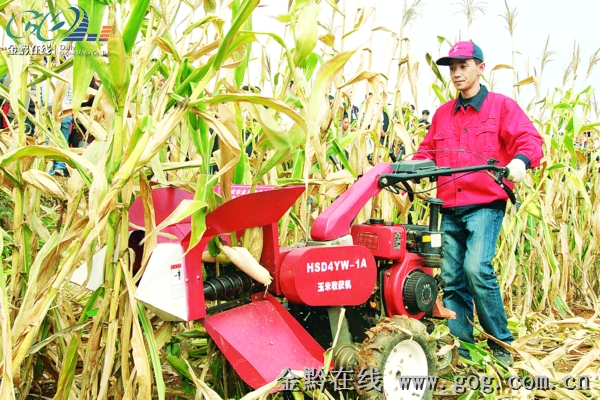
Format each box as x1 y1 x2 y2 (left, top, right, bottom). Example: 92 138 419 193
184 358 222 400
22 170 67 200
570 341 600 376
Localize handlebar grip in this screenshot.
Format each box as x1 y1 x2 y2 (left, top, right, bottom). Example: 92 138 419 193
503 167 510 178
503 184 517 205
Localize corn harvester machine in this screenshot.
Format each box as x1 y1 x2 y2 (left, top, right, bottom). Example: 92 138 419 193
73 159 518 399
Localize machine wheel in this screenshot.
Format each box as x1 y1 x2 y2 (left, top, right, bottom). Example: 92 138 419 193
355 316 437 400
435 335 459 376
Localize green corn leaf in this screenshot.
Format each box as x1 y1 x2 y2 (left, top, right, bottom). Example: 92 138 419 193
76 41 119 106
234 5 253 87
28 62 70 83
324 0 343 14
234 39 252 88
331 139 355 176
68 0 107 113
257 123 305 179
0 145 99 188
172 330 208 340
226 32 258 62
166 354 194 381
213 0 259 70
171 57 214 106
337 130 361 149
138 303 166 400
432 83 447 104
122 0 151 53
301 52 320 81
140 199 208 245
186 174 216 254
293 1 320 65
183 15 222 35
291 149 305 179
426 53 447 86
233 152 250 184
0 53 7 79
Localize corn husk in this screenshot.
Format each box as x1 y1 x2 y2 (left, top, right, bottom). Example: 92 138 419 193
220 245 272 286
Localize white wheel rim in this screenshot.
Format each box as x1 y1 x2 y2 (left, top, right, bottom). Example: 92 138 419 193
382 340 429 399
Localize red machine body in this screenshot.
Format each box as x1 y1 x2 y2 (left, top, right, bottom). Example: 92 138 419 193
201 293 327 389
127 162 446 391
383 253 435 319
279 245 377 306
351 222 407 260
311 162 393 241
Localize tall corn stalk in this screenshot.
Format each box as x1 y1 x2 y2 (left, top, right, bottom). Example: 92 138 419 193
0 1 599 399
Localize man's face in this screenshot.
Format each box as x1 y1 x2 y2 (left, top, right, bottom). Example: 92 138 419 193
422 113 429 121
342 117 349 132
448 59 484 95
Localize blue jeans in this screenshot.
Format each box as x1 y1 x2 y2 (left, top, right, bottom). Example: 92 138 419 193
440 207 514 357
50 115 73 176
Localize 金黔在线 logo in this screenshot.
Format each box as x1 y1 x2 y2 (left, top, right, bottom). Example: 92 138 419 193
6 6 111 42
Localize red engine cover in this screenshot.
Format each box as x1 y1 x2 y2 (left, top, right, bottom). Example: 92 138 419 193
280 246 377 306
384 253 434 319
351 223 407 260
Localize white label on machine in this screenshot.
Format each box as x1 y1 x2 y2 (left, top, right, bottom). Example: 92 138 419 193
171 263 184 299
430 233 442 248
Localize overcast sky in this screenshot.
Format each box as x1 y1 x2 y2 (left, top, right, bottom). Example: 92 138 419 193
251 0 600 116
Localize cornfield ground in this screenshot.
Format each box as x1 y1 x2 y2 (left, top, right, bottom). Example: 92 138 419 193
0 0 599 399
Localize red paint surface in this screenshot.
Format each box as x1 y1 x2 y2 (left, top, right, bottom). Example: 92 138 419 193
311 163 393 241
351 223 407 260
280 246 377 306
384 253 435 319
201 293 326 389
183 186 305 320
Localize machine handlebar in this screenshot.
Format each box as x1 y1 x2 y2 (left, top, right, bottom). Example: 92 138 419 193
378 159 517 205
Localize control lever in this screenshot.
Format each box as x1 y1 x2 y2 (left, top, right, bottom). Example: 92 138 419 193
488 168 519 208
306 196 314 241
434 274 446 289
426 198 444 232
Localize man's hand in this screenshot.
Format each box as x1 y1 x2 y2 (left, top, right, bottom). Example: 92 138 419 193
506 158 527 183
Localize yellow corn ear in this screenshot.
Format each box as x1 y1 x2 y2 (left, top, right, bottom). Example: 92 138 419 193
108 25 128 99
525 202 542 219
247 227 264 261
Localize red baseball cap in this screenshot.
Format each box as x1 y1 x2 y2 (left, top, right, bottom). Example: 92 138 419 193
436 41 484 66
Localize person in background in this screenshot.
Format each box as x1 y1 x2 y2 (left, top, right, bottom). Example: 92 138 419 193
419 109 431 129
340 114 350 135
412 41 543 367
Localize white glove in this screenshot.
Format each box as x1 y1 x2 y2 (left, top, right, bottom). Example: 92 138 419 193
506 158 527 183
